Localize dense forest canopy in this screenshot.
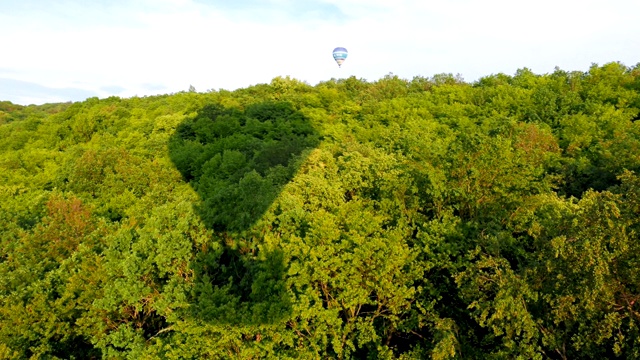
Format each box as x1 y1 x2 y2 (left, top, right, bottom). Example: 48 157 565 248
1 62 640 359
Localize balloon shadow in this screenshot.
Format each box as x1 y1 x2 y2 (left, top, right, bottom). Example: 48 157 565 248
168 100 320 325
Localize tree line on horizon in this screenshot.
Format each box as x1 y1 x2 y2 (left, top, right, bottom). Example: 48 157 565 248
1 62 640 359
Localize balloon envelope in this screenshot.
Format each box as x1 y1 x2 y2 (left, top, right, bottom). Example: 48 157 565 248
332 47 348 67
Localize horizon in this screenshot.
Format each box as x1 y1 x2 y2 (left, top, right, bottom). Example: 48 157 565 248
2 0 639 105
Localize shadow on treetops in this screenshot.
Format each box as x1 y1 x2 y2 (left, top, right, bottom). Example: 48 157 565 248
168 100 321 325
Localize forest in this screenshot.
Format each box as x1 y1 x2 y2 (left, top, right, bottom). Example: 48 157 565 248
1 62 640 359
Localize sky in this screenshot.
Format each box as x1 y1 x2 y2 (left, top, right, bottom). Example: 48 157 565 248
1 0 639 105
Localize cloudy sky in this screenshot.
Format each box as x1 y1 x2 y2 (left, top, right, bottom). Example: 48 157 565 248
1 0 639 105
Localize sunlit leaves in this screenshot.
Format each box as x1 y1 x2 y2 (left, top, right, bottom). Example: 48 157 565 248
1 62 639 358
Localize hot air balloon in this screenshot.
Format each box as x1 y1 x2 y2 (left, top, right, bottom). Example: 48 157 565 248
332 47 348 67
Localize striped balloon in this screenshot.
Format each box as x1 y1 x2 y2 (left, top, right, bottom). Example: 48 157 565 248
332 47 348 67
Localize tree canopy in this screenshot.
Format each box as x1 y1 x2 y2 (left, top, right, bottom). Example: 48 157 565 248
1 63 640 359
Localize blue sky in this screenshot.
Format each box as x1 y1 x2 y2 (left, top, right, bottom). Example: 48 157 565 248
1 0 639 105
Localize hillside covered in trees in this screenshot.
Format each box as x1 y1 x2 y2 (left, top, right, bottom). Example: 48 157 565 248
1 62 640 359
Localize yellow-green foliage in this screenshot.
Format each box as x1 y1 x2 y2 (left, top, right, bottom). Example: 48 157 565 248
1 65 640 359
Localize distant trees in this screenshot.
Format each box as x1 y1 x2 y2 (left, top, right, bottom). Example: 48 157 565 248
1 63 639 358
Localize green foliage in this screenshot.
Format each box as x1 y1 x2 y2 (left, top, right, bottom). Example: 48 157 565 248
1 63 640 358
169 100 320 232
